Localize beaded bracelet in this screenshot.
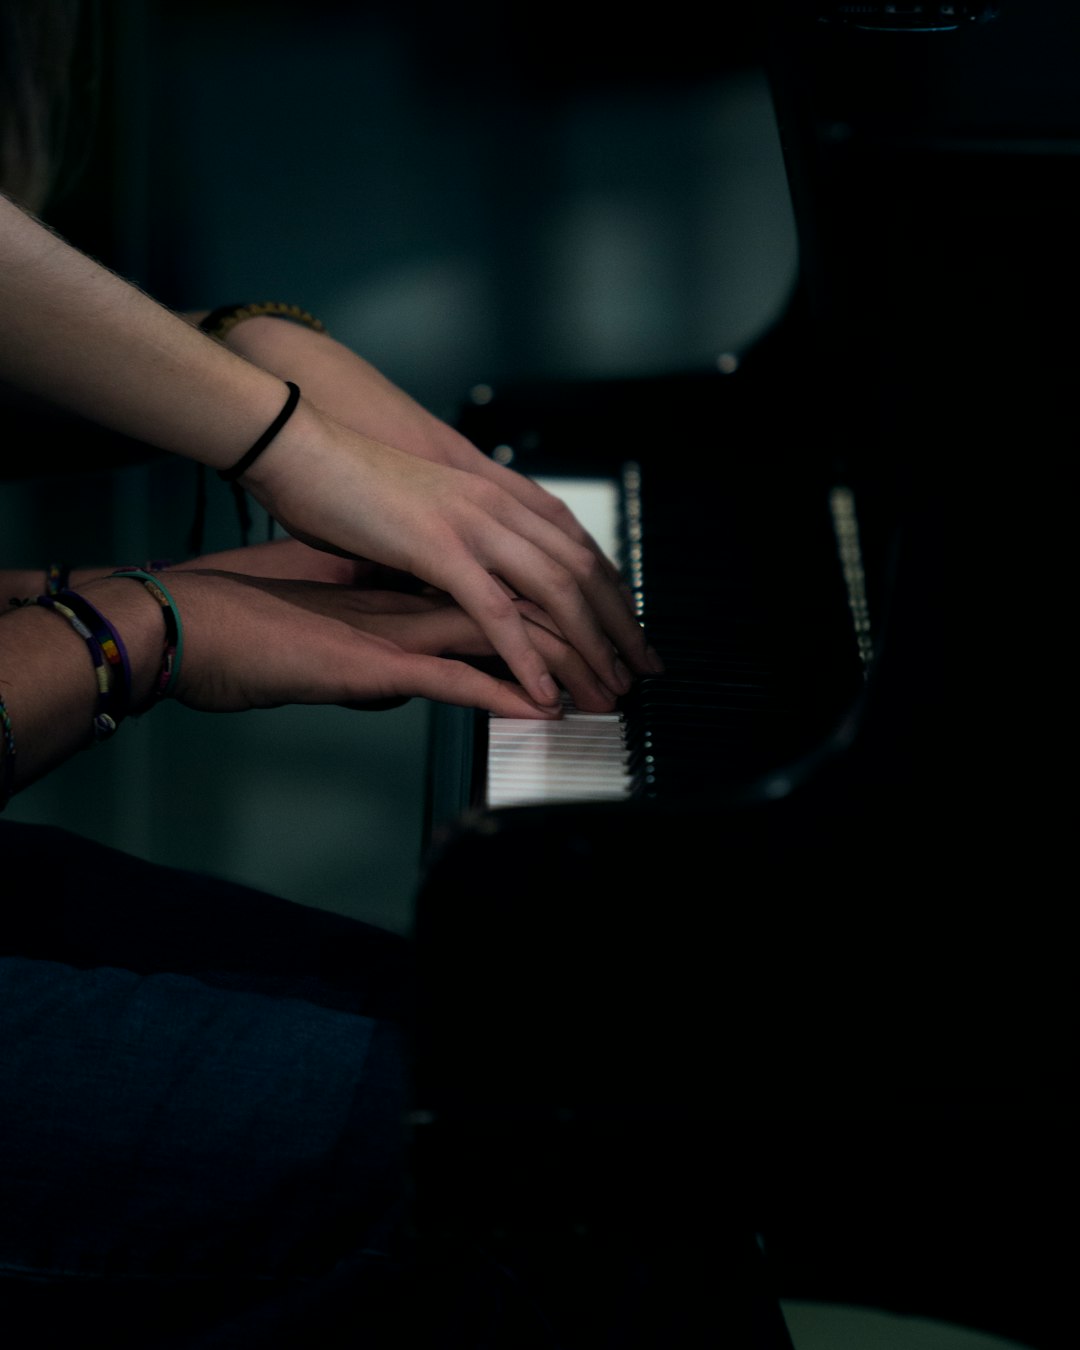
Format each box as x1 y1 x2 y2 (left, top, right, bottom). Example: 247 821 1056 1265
0 691 15 809
198 301 326 343
35 595 123 741
110 569 183 699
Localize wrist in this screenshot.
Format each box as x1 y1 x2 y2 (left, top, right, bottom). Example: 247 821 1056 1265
233 393 337 507
3 569 47 604
221 313 328 364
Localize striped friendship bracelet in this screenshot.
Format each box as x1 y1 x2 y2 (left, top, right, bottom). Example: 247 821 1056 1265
55 589 134 720
35 594 126 741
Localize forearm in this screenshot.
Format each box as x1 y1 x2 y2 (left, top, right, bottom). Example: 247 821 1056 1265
0 196 651 705
0 195 289 472
0 546 363 608
0 578 163 798
1 569 48 602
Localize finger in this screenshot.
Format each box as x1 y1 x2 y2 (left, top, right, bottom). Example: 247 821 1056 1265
473 455 624 585
198 575 448 622
498 492 644 652
477 515 646 692
506 597 568 641
481 493 652 676
338 589 450 616
521 615 620 713
436 558 563 708
393 652 565 720
381 603 620 713
510 601 623 711
398 481 622 688
361 605 493 655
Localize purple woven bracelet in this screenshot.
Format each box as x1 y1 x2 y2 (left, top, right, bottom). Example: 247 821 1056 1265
35 594 125 739
55 589 134 722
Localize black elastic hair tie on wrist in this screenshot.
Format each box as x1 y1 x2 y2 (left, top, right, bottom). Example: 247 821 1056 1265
218 381 301 484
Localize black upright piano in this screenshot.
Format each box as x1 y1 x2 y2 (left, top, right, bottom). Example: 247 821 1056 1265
411 6 1077 1347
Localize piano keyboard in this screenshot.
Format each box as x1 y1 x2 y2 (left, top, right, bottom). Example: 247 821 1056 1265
425 440 868 834
485 474 632 810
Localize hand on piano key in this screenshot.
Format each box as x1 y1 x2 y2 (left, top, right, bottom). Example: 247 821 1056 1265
247 408 657 714
348 589 624 716
217 312 630 606
483 476 636 806
150 572 619 719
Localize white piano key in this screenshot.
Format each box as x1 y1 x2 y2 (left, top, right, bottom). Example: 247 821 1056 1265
486 708 631 809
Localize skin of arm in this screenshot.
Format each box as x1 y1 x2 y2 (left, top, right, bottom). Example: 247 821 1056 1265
0 565 622 801
196 310 624 586
214 316 636 607
188 311 473 468
0 543 368 605
0 194 657 707
0 577 165 793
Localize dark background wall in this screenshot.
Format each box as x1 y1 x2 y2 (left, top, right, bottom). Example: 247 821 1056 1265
1 1 798 933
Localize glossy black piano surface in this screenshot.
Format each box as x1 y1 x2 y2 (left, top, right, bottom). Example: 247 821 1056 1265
424 309 892 836
411 9 1077 1346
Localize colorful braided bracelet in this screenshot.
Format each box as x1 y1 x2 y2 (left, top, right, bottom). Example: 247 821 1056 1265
35 594 126 741
55 589 134 721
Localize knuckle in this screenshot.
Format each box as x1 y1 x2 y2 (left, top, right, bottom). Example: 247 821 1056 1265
572 544 602 584
543 561 579 600
468 478 504 514
546 495 576 529
476 587 519 625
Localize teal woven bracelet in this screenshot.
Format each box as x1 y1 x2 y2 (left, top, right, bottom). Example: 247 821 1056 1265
110 569 184 699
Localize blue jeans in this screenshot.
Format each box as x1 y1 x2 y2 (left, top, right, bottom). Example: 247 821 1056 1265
0 823 738 1349
0 820 416 1346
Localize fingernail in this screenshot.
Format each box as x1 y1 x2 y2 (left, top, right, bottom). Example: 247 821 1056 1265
539 673 561 704
528 702 562 719
646 646 665 674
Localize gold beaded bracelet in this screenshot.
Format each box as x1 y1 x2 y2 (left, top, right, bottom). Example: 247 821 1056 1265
197 301 326 342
